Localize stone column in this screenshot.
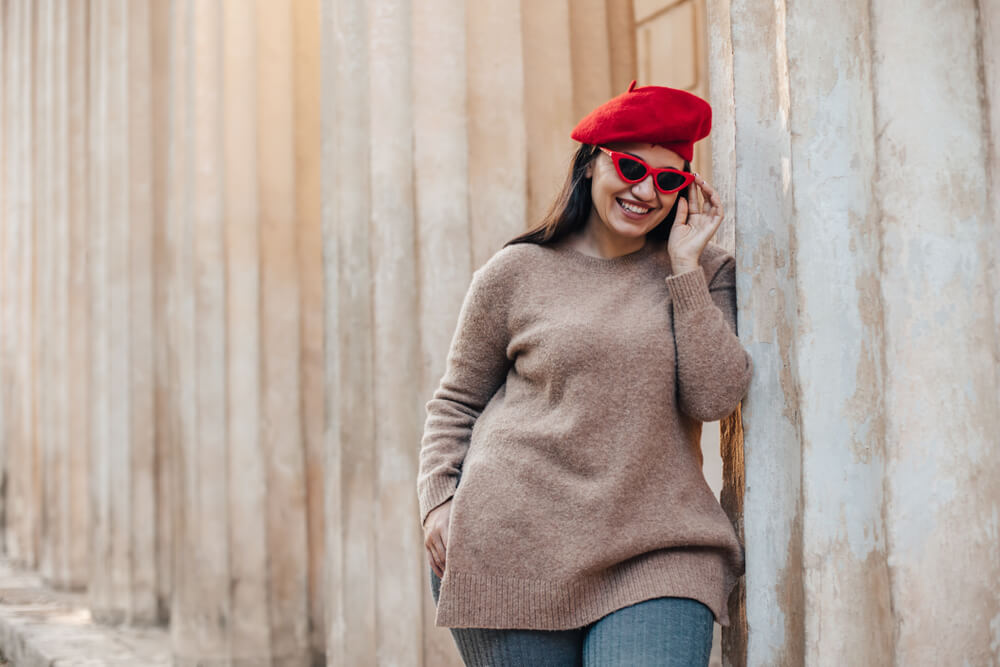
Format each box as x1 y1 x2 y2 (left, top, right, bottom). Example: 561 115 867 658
1 0 43 572
0 0 91 593
87 0 160 625
166 0 322 662
983 0 1000 404
0 2 5 562
710 0 1000 664
35 0 57 585
291 0 327 656
872 1 1000 663
786 1 892 663
321 1 636 664
34 0 91 592
323 1 419 663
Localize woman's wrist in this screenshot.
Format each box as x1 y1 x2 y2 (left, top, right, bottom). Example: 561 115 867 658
670 259 699 275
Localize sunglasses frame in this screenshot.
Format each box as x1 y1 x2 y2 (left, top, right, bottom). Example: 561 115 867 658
597 146 695 195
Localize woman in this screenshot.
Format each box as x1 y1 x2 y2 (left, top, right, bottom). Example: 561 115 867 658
416 81 753 667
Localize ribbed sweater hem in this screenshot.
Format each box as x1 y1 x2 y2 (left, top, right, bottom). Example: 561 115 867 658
434 548 733 630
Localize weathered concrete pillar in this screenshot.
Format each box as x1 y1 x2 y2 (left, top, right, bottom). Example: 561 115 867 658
710 0 1000 664
872 1 1000 663
786 2 893 664
87 0 161 624
1 0 43 573
35 0 57 585
291 0 327 657
149 0 173 621
983 0 1000 409
321 1 636 664
410 1 473 663
0 4 5 560
34 0 91 592
166 0 322 662
322 1 421 663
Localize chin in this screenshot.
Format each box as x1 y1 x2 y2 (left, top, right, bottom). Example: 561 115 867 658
611 215 659 238
605 223 644 239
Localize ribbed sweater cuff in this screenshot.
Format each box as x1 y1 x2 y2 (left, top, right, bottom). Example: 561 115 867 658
419 474 459 526
665 267 713 313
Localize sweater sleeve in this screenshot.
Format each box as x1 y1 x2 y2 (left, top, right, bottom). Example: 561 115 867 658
417 265 513 527
665 253 753 422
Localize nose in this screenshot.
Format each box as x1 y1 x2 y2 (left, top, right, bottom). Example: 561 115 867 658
630 174 657 201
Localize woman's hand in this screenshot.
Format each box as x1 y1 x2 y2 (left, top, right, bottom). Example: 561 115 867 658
667 174 725 274
424 498 453 578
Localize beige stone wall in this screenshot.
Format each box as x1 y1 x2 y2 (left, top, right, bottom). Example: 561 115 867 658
321 1 639 664
2 0 43 574
86 0 161 625
165 0 324 662
711 0 1000 664
4 0 998 665
1 0 326 663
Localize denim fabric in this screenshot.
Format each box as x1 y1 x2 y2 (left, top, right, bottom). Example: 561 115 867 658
429 567 713 667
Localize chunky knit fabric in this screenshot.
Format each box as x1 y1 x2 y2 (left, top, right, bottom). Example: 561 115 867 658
417 238 753 630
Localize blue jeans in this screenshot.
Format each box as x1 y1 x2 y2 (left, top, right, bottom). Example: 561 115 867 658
429 568 714 667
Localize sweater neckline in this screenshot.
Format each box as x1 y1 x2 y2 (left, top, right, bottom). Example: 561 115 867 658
549 239 657 269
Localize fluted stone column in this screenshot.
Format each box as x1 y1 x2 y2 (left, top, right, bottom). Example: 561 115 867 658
166 0 322 663
984 0 1000 384
290 1 327 655
0 8 5 561
1 0 42 572
0 0 91 593
872 2 1000 663
410 2 472 663
34 0 91 592
87 0 161 625
35 0 58 585
321 1 636 664
709 0 1000 664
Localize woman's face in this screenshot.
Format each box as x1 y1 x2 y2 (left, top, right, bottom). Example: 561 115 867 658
584 142 686 242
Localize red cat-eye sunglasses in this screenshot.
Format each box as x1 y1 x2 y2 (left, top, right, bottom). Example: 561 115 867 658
598 146 695 195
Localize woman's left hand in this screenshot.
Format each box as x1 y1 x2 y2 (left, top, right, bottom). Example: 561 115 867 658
666 174 725 274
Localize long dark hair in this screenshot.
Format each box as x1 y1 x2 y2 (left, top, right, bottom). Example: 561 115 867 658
505 144 690 248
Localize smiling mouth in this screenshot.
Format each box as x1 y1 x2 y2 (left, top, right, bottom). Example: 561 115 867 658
617 198 652 216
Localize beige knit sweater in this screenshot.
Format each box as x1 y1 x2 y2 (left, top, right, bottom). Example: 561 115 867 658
417 238 753 630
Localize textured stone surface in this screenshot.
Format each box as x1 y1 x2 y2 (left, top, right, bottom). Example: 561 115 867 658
709 0 1000 664
0 561 169 667
165 1 322 663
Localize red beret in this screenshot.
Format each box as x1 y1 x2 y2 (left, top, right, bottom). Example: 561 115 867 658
570 80 712 162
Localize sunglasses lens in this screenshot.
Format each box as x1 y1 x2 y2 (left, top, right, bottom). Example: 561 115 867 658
656 172 688 192
617 156 648 182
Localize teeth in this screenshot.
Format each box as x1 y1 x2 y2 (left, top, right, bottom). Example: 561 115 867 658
619 199 650 214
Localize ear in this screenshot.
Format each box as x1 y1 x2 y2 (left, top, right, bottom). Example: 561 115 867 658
585 161 594 178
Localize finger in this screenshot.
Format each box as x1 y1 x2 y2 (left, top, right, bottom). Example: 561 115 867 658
708 185 721 205
695 173 716 195
427 547 442 577
433 550 444 578
694 174 708 213
435 533 448 570
711 193 724 220
675 194 689 224
704 211 724 240
705 188 720 215
425 534 441 565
